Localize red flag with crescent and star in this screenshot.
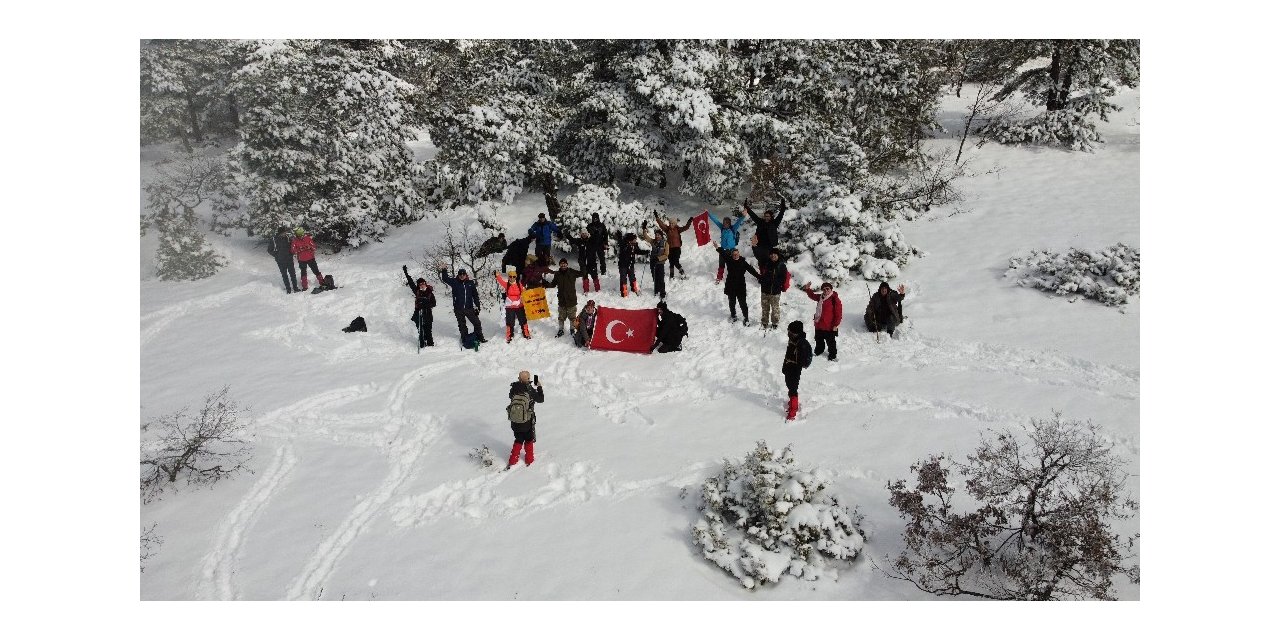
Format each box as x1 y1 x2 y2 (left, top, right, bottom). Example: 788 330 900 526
588 306 659 354
692 210 712 246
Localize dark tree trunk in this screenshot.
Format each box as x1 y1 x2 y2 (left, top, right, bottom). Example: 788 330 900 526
1045 40 1074 112
185 92 204 142
227 93 240 128
540 174 561 220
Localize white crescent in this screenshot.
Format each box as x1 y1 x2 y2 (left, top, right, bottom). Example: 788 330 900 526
697 220 708 234
605 319 627 344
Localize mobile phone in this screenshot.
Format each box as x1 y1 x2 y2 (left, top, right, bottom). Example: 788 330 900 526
534 374 540 385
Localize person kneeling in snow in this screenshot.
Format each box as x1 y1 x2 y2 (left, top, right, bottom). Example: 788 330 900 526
651 301 688 353
573 300 599 348
506 370 545 468
864 282 907 337
782 320 814 421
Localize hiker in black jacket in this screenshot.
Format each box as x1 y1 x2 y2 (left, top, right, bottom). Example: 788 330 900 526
651 301 688 353
403 265 436 348
506 370 545 468
437 263 487 345
744 196 791 264
722 248 760 326
501 232 537 275
864 281 908 337
569 230 601 293
755 248 789 330
618 233 640 297
586 213 609 276
782 320 813 421
268 226 301 294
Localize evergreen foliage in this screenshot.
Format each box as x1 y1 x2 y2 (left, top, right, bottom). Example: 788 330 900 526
1007 243 1140 307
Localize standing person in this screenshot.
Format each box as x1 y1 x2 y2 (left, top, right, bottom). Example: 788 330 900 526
528 213 559 264
291 227 324 291
709 211 746 283
500 232 537 275
722 248 760 326
267 225 300 294
474 232 507 259
864 282 908 337
495 266 532 342
802 282 843 362
655 212 692 279
573 300 599 347
586 213 609 277
640 222 669 300
505 370 545 468
743 196 790 255
782 320 813 421
651 301 688 353
522 255 551 289
756 247 789 330
569 230 601 293
438 263 487 345
618 233 640 297
748 234 768 269
402 265 436 348
546 257 584 338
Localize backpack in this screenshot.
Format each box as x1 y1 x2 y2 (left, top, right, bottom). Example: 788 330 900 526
674 315 688 339
341 316 367 333
427 289 437 308
461 331 480 351
798 340 813 369
506 391 534 424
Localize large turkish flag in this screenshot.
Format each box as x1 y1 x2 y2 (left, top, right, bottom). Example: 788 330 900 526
692 211 712 246
589 306 658 354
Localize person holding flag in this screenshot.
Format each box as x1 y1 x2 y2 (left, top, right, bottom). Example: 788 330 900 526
654 212 692 279
495 266 532 342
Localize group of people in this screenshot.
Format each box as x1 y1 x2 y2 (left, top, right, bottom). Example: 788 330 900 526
267 226 325 294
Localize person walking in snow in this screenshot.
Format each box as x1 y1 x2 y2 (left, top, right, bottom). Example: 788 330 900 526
569 230 602 293
755 247 789 330
495 266 532 342
651 301 688 353
782 320 814 421
802 281 843 362
500 232 537 276
573 300 599 347
586 213 609 277
528 213 559 264
722 248 760 326
546 257 584 338
291 227 324 291
709 211 746 283
640 221 669 300
268 225 301 294
864 281 907 337
618 232 640 297
403 265 437 348
655 212 692 279
506 370 545 468
438 263 487 345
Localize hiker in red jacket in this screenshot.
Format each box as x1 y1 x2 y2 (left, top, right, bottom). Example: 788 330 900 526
802 281 843 362
495 266 532 343
290 227 324 291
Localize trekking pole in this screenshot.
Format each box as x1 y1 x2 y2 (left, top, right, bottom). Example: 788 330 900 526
415 309 422 354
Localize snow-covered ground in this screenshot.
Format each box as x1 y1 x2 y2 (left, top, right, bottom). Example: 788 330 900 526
139 87 1139 602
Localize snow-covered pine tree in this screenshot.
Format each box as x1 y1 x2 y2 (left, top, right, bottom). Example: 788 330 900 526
230 39 425 247
140 39 248 149
978 39 1140 151
144 151 232 280
152 205 226 281
553 184 650 255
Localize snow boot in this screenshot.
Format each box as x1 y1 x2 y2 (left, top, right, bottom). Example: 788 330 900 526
786 396 798 421
523 441 535 466
582 277 590 293
506 326 513 343
631 281 640 295
592 276 601 292
715 266 724 282
508 442 523 467
301 273 309 290
620 282 628 297
556 329 565 338
521 325 531 339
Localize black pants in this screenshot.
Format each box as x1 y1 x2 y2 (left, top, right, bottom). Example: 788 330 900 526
656 337 683 352
650 261 666 298
275 259 298 292
784 368 801 397
727 292 748 319
718 248 730 270
412 309 434 346
511 425 536 444
620 263 636 287
505 307 528 328
668 247 684 275
592 246 607 274
535 243 552 263
298 258 322 281
865 314 899 336
454 308 483 339
578 254 599 278
814 329 837 359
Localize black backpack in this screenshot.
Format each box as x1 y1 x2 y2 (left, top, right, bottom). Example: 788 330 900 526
798 340 813 369
341 316 367 333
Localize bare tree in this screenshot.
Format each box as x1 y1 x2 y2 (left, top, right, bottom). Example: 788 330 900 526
885 413 1139 600
418 222 500 309
140 523 163 572
141 386 252 504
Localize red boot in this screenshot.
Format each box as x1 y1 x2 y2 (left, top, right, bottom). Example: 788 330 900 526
508 442 522 467
621 282 628 297
715 266 724 283
523 441 535 466
786 396 799 421
593 276 601 292
505 326 513 343
301 272 309 290
521 324 531 339
631 281 640 295
582 277 589 293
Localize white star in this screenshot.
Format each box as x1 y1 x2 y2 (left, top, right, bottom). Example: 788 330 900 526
626 328 635 338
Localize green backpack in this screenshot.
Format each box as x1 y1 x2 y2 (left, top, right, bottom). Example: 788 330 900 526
506 391 534 423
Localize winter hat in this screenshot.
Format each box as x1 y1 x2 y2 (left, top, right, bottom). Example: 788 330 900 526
457 268 468 277
787 320 805 335
656 301 667 311
507 266 517 275
769 247 781 257
416 278 427 286
294 227 305 237
820 282 833 290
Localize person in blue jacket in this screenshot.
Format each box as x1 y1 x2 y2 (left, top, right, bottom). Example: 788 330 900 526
437 263 487 345
528 213 559 264
709 210 747 283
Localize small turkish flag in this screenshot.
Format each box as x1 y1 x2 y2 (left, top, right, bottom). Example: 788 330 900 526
589 306 658 354
693 210 712 246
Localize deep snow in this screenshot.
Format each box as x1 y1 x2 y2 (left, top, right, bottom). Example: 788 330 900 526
138 87 1139 603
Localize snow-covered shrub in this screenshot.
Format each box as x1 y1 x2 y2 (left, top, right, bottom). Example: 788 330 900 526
141 386 251 504
791 194 921 284
143 151 233 280
1007 243 1140 306
553 184 652 254
468 445 496 468
691 441 866 590
140 523 162 572
979 108 1107 152
152 205 227 281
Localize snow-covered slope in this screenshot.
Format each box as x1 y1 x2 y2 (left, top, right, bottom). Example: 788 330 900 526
140 87 1140 601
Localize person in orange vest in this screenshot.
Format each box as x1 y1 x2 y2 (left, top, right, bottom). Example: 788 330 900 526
290 227 323 291
495 266 532 343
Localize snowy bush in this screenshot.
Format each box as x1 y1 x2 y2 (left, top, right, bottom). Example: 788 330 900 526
553 184 653 254
979 108 1107 152
886 413 1140 600
691 441 866 590
140 523 162 572
1006 243 1140 307
141 386 252 504
152 206 227 281
468 445 497 468
143 151 234 280
790 194 921 284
